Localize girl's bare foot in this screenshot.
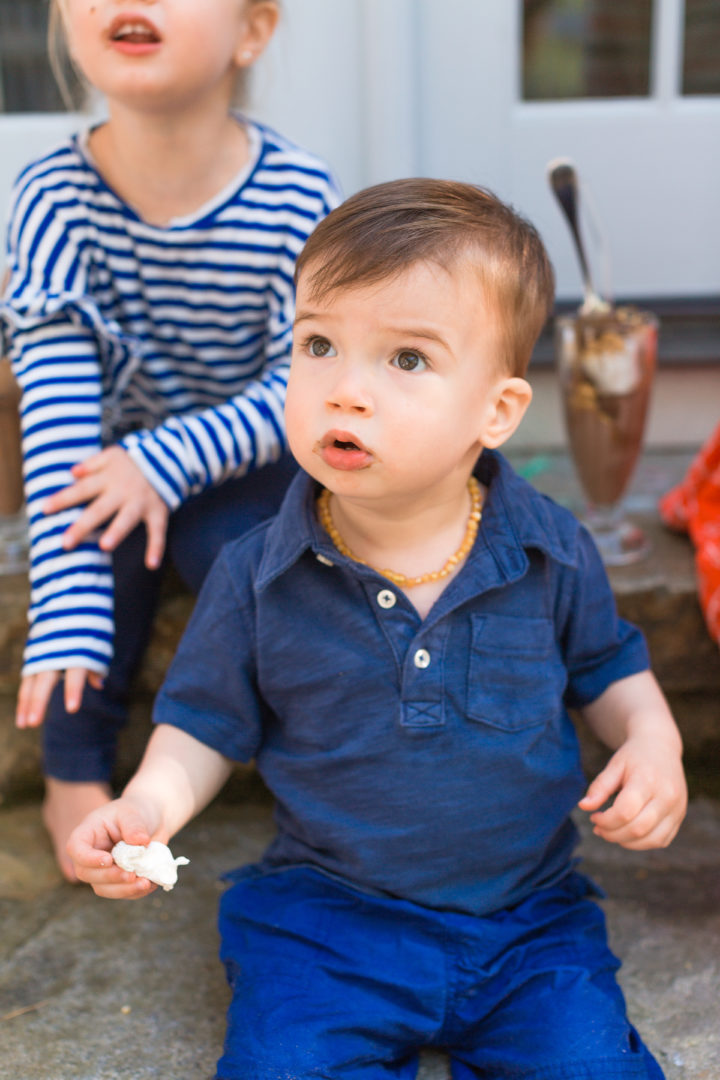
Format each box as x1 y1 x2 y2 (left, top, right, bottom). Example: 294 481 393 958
42 777 112 882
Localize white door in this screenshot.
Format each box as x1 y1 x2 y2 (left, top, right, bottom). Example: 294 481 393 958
419 0 720 300
258 0 719 303
3 0 718 303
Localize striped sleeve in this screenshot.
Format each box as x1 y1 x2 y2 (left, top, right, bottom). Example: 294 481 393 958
2 158 113 677
118 167 341 507
8 319 113 678
117 268 293 506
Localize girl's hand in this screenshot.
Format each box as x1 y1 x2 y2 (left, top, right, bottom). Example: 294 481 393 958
43 446 169 570
67 798 165 900
16 667 105 729
578 734 687 850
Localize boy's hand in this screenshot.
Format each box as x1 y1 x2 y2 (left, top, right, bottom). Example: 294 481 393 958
43 446 169 570
578 734 687 850
67 798 165 900
16 667 105 729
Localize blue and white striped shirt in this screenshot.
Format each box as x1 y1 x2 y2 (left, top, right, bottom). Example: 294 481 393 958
1 119 339 677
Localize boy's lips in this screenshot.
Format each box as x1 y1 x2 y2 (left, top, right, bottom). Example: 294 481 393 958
108 13 162 51
316 430 374 471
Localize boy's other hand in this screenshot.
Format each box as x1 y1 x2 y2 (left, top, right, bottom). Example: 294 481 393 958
16 667 105 728
43 446 169 570
67 798 165 899
578 735 687 850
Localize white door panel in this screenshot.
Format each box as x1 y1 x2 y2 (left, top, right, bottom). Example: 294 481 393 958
1 0 717 300
510 101 720 298
416 0 719 300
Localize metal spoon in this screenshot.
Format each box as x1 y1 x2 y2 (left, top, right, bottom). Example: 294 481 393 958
547 158 610 315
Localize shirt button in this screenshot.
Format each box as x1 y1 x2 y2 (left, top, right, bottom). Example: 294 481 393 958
316 553 334 566
414 648 431 669
377 589 397 609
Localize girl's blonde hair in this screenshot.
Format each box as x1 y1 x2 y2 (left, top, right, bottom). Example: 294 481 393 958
48 0 84 111
46 0 275 112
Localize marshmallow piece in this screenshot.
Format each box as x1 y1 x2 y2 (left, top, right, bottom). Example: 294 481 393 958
112 840 189 891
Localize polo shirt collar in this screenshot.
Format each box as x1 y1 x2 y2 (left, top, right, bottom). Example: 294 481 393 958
474 450 579 579
255 450 579 593
255 468 330 591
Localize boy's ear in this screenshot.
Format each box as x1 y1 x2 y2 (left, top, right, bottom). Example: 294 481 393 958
480 377 533 450
235 2 280 66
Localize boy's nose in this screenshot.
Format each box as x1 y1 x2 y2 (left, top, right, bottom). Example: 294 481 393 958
326 366 373 415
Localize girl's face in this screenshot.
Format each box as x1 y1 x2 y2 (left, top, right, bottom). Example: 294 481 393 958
56 1 278 112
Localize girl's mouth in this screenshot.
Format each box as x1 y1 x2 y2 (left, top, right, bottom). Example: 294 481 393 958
108 15 162 48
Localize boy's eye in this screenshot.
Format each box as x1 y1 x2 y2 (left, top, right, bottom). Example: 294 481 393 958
307 336 335 358
392 349 427 372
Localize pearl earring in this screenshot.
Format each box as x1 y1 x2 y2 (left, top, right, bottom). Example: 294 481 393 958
241 50 254 61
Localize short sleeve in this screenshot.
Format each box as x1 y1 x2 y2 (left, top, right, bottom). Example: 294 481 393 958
561 526 650 708
152 545 264 762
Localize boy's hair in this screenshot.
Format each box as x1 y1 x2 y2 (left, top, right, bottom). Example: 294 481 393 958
47 0 276 111
295 179 555 376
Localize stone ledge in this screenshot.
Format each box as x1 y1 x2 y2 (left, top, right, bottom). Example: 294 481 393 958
4 796 720 1079
609 520 719 696
0 569 194 803
1 451 718 802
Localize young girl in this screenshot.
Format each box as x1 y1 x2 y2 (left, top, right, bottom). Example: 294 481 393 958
0 0 339 879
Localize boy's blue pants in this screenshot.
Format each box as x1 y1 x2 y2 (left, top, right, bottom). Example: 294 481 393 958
217 866 664 1080
42 455 297 781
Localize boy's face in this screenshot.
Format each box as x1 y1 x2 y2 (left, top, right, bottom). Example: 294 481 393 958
286 259 530 505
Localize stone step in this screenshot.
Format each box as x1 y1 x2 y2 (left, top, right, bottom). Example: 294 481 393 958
1 449 718 802
1 795 719 1078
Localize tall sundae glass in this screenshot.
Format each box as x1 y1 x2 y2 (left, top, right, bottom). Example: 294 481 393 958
555 308 657 564
548 159 657 565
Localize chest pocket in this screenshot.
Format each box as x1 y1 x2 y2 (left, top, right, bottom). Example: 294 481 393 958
466 613 564 732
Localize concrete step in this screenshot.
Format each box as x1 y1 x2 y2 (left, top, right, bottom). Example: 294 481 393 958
0 449 718 802
0 794 718 1079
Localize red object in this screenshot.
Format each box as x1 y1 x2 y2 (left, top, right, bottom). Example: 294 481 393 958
659 423 720 646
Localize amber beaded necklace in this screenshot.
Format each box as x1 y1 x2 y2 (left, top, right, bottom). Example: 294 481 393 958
317 476 483 588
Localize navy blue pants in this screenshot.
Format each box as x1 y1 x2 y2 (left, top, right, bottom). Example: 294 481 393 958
216 866 664 1080
42 455 297 781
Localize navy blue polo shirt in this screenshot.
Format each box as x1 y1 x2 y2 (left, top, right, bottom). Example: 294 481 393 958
154 450 650 916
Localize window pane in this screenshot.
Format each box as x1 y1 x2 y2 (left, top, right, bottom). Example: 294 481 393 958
0 0 63 112
523 0 654 100
683 0 720 95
